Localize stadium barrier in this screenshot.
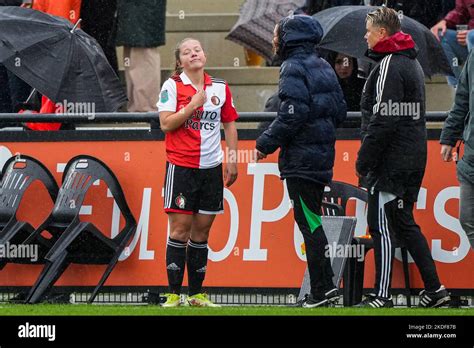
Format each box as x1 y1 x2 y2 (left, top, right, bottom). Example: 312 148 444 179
0 111 472 306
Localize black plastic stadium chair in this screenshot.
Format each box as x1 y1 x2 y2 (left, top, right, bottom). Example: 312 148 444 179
297 216 357 304
321 200 345 216
323 181 368 213
0 155 59 270
323 181 412 307
24 155 137 304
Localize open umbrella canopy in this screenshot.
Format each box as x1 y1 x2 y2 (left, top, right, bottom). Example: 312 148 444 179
226 0 305 62
314 6 453 78
0 6 126 112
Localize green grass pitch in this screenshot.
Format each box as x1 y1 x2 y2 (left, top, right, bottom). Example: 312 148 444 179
0 304 472 316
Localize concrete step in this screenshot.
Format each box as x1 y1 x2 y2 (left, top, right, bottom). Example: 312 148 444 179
159 31 247 68
426 79 454 112
117 66 454 112
160 13 248 68
116 13 247 68
167 0 244 14
166 13 239 32
117 33 251 70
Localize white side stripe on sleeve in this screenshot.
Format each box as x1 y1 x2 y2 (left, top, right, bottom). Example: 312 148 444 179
373 54 393 115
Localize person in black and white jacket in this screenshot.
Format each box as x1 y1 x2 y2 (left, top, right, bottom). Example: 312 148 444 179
355 7 450 308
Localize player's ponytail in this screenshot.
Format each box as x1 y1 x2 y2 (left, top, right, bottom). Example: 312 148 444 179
174 43 183 76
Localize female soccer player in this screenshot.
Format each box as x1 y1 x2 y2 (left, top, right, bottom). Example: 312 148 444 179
157 38 239 307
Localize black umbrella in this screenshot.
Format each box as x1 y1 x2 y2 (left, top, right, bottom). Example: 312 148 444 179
314 6 454 78
0 6 126 112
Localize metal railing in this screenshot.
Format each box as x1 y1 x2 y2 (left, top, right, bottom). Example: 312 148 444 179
0 111 449 124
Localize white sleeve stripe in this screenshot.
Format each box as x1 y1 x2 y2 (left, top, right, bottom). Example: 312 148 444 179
373 54 392 115
375 58 386 111
379 55 392 102
374 55 389 114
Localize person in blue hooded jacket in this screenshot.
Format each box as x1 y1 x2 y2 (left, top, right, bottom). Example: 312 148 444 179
256 15 347 308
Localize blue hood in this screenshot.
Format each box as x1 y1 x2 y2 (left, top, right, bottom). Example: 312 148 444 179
278 15 324 59
256 14 347 185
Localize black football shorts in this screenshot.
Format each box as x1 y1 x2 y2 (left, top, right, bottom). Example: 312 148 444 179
163 162 224 215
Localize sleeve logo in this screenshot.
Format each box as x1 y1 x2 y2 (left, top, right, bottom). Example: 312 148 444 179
160 90 169 103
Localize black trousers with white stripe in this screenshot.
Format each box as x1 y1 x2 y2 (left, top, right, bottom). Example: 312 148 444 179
367 189 441 299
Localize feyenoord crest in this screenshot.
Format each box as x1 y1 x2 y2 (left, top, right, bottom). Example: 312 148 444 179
175 194 186 209
211 95 220 106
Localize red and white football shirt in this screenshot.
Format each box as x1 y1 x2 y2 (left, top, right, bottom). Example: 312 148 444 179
157 72 239 169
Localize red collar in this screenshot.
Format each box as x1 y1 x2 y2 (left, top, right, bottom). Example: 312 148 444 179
372 31 415 54
204 72 213 86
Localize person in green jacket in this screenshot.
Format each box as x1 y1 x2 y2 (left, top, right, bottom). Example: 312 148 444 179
440 49 474 250
115 0 167 112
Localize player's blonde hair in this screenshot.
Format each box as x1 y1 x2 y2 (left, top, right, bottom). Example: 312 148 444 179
366 7 401 36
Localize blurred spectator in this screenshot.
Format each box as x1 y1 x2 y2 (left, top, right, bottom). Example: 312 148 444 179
32 0 82 24
80 0 118 73
0 0 32 126
371 0 444 28
276 1 364 66
326 52 365 111
19 95 62 131
442 0 456 16
115 0 166 112
431 0 474 87
261 51 362 131
297 0 364 16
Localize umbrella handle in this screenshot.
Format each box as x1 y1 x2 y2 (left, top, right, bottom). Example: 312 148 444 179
70 19 82 33
25 88 37 104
